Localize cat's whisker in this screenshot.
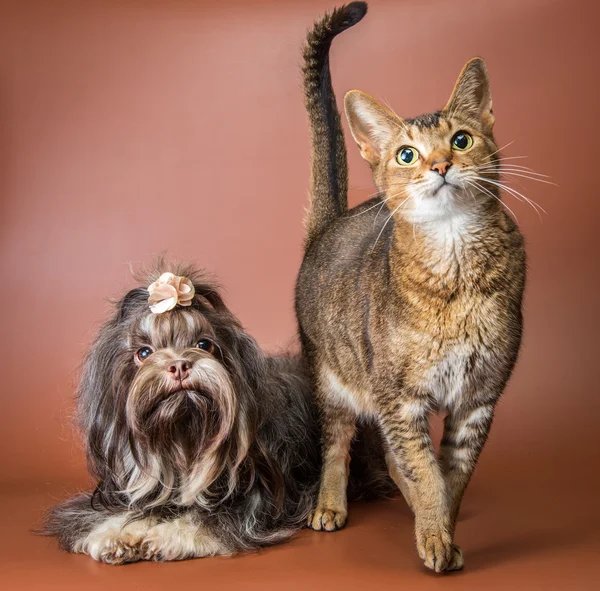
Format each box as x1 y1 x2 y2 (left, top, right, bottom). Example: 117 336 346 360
482 140 516 161
465 186 477 204
466 180 519 223
474 176 546 220
477 165 551 179
351 180 416 199
371 197 410 251
494 172 556 186
477 169 555 186
480 172 552 184
477 164 550 176
373 204 388 223
349 195 394 217
349 186 414 219
475 176 547 215
488 155 530 162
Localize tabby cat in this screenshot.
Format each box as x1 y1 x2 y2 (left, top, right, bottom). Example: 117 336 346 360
296 2 525 572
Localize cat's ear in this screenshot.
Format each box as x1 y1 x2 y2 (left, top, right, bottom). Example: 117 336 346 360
444 58 494 130
344 91 402 166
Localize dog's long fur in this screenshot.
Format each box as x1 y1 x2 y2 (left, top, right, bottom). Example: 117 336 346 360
42 262 393 564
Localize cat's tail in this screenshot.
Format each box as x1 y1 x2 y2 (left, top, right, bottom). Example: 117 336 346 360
302 2 367 249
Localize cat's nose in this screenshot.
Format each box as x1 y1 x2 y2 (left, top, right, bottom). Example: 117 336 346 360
431 160 452 177
167 359 191 381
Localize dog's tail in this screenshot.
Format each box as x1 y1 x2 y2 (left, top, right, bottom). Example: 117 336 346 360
37 493 109 552
302 2 368 249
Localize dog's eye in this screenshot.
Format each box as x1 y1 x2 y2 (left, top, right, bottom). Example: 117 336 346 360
135 346 154 364
196 339 215 354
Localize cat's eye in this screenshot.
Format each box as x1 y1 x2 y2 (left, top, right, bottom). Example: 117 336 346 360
135 346 154 364
396 146 420 166
452 132 473 151
196 339 215 354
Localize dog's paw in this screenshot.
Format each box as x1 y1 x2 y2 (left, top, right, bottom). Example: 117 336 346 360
73 515 151 565
416 530 454 573
307 506 347 531
141 518 229 561
82 528 145 565
141 521 199 562
95 536 141 565
140 532 166 562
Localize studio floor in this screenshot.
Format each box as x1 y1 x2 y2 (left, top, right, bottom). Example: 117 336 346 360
3 452 597 591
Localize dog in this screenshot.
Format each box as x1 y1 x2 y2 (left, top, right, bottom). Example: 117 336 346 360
42 262 393 564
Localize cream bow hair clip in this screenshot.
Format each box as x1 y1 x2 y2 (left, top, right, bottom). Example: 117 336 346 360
147 272 195 314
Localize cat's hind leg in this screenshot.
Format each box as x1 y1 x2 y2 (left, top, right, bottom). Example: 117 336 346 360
384 444 414 513
308 372 357 531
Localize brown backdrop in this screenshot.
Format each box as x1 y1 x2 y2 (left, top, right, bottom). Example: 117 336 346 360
1 0 598 589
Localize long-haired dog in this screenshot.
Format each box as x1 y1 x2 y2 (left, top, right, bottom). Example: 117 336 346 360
43 263 393 564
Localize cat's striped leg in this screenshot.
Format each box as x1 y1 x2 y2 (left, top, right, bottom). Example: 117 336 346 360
384 443 414 512
439 402 495 539
308 400 356 532
377 391 458 573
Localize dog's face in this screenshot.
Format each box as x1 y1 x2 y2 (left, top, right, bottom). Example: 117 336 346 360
80 268 260 509
127 308 234 463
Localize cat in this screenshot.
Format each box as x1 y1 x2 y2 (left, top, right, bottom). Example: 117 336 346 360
296 2 525 572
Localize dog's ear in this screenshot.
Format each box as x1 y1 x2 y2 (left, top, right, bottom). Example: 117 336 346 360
77 304 135 487
221 327 287 512
116 287 149 321
193 284 230 314
220 326 266 394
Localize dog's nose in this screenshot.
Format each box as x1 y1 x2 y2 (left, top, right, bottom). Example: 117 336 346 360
167 360 191 381
431 159 451 177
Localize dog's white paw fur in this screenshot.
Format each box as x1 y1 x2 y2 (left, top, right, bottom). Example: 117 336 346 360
141 515 230 561
73 514 153 565
73 513 229 564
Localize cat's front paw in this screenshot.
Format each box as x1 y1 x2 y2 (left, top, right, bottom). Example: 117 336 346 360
445 543 464 571
307 506 347 531
416 529 454 573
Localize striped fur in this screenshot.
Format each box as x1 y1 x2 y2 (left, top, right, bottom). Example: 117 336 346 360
302 1 367 247
296 4 525 573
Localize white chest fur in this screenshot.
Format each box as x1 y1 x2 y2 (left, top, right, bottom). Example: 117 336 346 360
426 345 475 412
324 370 377 417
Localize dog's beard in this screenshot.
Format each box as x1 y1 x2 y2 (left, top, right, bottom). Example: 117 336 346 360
123 357 251 508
